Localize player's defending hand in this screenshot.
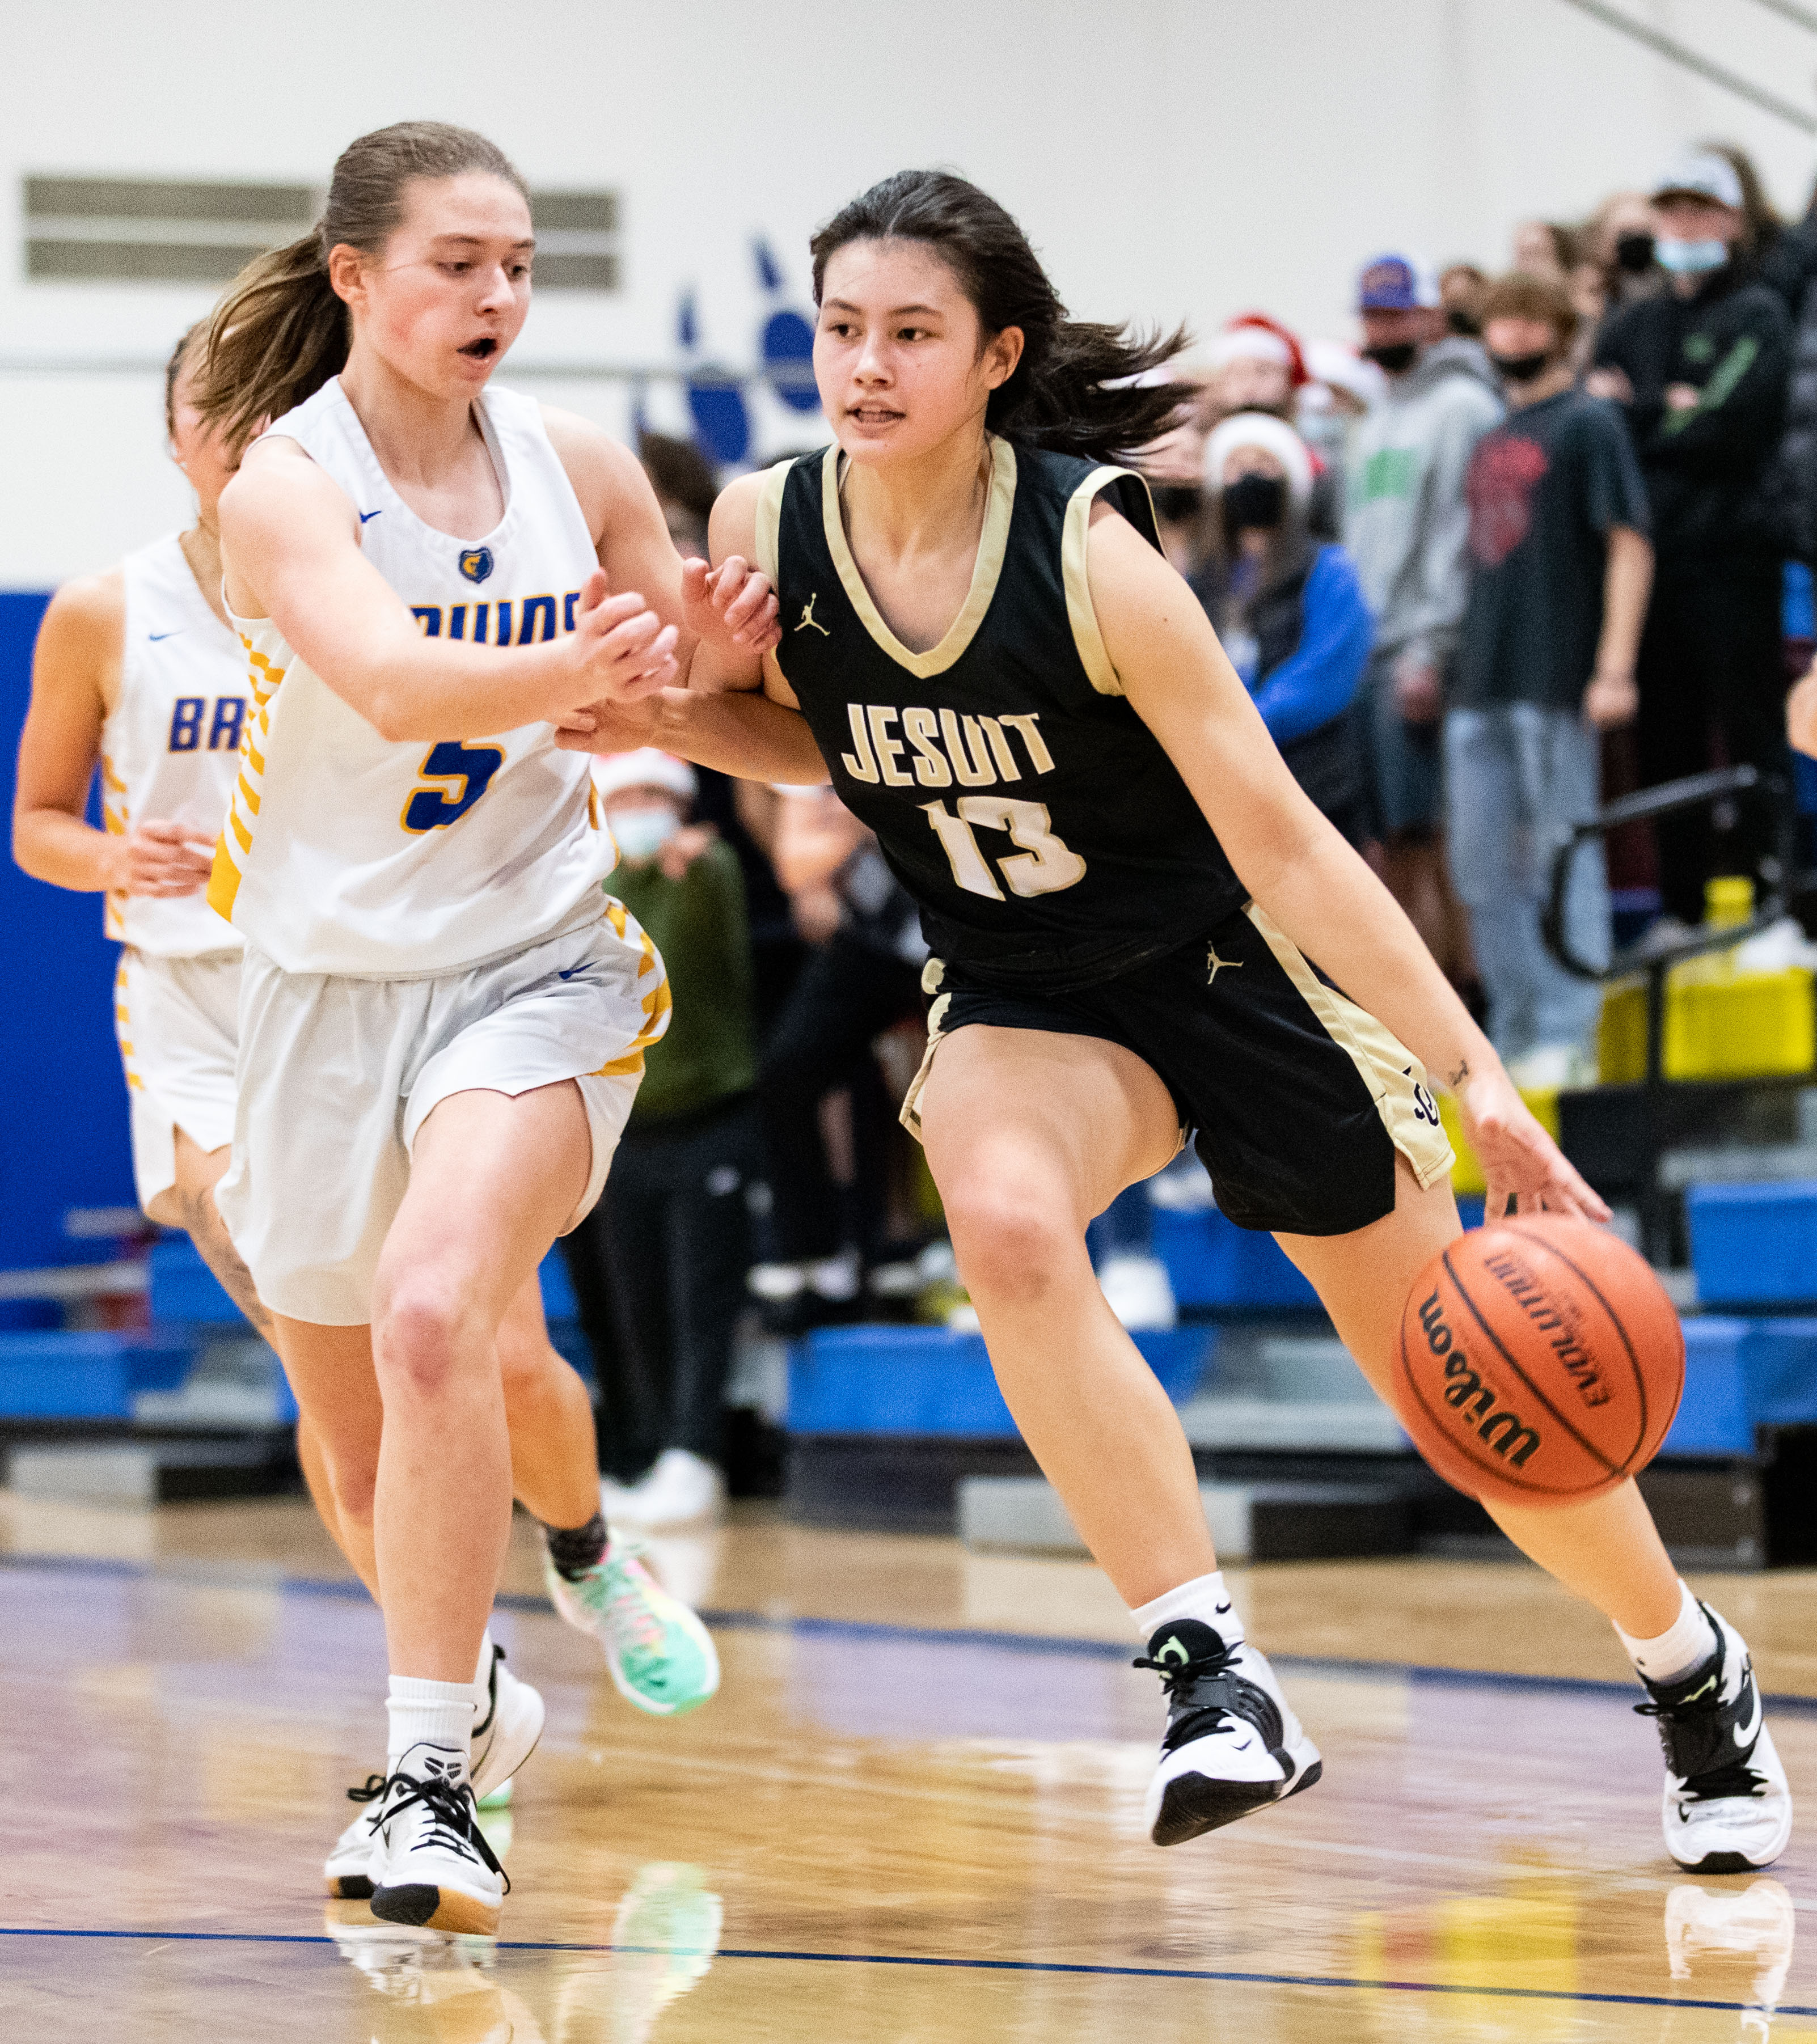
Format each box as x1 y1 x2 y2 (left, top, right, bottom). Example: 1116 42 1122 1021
108 819 217 898
568 569 679 707
1457 1063 1611 1225
682 556 781 658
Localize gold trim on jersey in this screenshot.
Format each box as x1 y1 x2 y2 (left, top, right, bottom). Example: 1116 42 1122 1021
208 634 288 922
755 458 792 585
1243 903 1455 1192
1062 466 1141 697
822 435 1016 679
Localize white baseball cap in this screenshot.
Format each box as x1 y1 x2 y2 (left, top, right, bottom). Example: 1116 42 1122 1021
589 748 698 801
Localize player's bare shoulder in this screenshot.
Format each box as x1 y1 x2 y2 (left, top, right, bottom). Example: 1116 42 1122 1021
539 404 652 545
36 566 128 712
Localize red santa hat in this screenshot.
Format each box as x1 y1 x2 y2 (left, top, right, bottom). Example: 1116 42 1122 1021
1205 312 1310 388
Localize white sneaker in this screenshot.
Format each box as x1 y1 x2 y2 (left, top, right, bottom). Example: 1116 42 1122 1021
470 1643 543 1802
1137 1619 1322 1846
324 1784 387 1900
1098 1252 1177 1330
320 1644 539 1899
1640 1604 1793 1873
367 1742 507 1935
609 1450 726 1530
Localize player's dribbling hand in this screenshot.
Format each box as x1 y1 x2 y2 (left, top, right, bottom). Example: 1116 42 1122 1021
1457 1063 1611 1225
107 819 217 897
568 569 679 706
682 556 782 657
1789 665 1817 759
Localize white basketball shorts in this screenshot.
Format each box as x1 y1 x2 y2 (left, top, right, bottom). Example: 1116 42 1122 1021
115 948 242 1212
216 901 669 1325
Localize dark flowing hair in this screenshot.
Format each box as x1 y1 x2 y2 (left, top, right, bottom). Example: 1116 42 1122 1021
193 121 529 454
810 170 1189 464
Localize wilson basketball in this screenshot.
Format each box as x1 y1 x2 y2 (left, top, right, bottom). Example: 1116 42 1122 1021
1395 1216 1684 1508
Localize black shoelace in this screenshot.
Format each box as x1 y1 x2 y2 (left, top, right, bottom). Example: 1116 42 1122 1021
1133 1637 1270 1753
1634 1690 1766 1804
364 1768 509 1890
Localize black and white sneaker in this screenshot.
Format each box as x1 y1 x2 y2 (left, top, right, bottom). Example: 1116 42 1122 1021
321 1645 540 1899
1136 1619 1322 1847
1638 1604 1793 1873
367 1743 508 1935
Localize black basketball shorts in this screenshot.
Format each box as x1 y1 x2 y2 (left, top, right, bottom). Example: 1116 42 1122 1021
901 902 1455 1238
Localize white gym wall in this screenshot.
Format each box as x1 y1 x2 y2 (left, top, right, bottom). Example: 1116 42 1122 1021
2 0 1811 584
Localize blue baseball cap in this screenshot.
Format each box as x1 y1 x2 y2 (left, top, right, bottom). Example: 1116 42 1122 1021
1356 252 1440 311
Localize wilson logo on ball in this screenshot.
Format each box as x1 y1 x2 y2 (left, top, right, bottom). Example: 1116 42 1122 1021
1416 1293 1542 1467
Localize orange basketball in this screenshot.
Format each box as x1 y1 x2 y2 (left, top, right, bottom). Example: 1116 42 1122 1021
1394 1215 1684 1507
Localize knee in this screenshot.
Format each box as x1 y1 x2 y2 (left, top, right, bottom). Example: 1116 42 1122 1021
942 1186 1084 1307
372 1280 482 1398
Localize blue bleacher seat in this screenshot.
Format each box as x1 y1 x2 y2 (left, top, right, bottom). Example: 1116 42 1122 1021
1151 1207 1320 1311
149 1237 244 1324
0 1331 195 1419
1687 1182 1817 1305
788 1323 1215 1439
1660 1318 1752 1456
539 1250 578 1322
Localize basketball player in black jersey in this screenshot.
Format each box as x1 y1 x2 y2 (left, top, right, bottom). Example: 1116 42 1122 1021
567 172 1789 1874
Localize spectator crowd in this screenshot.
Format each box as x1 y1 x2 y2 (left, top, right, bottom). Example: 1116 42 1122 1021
573 141 1817 1523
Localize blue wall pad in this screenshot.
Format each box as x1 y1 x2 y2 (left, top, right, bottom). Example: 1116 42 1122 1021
1152 1207 1320 1311
1661 1318 1752 1456
0 1330 194 1419
789 1324 1215 1439
0 591 136 1271
1687 1181 1817 1304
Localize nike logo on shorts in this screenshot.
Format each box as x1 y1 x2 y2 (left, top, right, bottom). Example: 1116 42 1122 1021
148 630 182 641
359 508 383 523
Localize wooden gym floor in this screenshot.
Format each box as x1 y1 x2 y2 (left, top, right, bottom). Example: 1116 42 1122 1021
2 1491 1813 2040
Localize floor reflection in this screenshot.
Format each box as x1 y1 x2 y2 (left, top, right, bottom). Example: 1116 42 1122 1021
321 1865 722 2044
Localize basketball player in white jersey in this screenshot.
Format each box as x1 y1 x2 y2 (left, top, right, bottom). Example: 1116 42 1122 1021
14 327 261 1315
195 122 779 1934
12 323 734 1904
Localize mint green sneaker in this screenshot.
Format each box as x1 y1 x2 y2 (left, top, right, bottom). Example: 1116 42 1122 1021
543 1534 720 1716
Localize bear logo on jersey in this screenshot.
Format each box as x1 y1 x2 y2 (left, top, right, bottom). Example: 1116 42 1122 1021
459 546 495 585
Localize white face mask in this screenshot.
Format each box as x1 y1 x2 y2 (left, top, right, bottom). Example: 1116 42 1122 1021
611 806 682 861
1655 236 1730 275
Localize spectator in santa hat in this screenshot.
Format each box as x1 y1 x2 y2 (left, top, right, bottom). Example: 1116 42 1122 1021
1205 312 1309 422
1206 314 1343 536
1188 411 1375 844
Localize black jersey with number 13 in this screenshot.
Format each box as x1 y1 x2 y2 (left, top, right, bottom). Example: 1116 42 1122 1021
759 437 1247 993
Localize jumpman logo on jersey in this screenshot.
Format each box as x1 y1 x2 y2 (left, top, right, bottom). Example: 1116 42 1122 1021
1206 945 1244 988
796 594 830 636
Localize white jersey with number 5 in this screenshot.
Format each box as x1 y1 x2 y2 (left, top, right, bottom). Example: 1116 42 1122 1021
209 376 615 977
103 534 248 958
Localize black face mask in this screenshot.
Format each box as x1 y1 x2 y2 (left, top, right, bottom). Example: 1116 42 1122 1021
1362 341 1418 375
1490 350 1554 385
1151 483 1204 522
1615 231 1656 275
1223 472 1287 532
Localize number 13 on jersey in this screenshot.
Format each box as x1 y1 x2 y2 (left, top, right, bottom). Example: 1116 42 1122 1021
922 797 1087 901
401 740 506 834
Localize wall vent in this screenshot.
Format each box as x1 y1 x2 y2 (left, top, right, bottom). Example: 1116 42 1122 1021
23 177 622 290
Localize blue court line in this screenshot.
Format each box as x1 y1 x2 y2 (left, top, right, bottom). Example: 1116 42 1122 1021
0 1926 1808 2015
5 1548 1817 1712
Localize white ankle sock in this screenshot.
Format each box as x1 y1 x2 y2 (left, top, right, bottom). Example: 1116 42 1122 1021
471 1626 494 1704
387 1675 475 1771
1616 1580 1717 1686
1132 1570 1243 1647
